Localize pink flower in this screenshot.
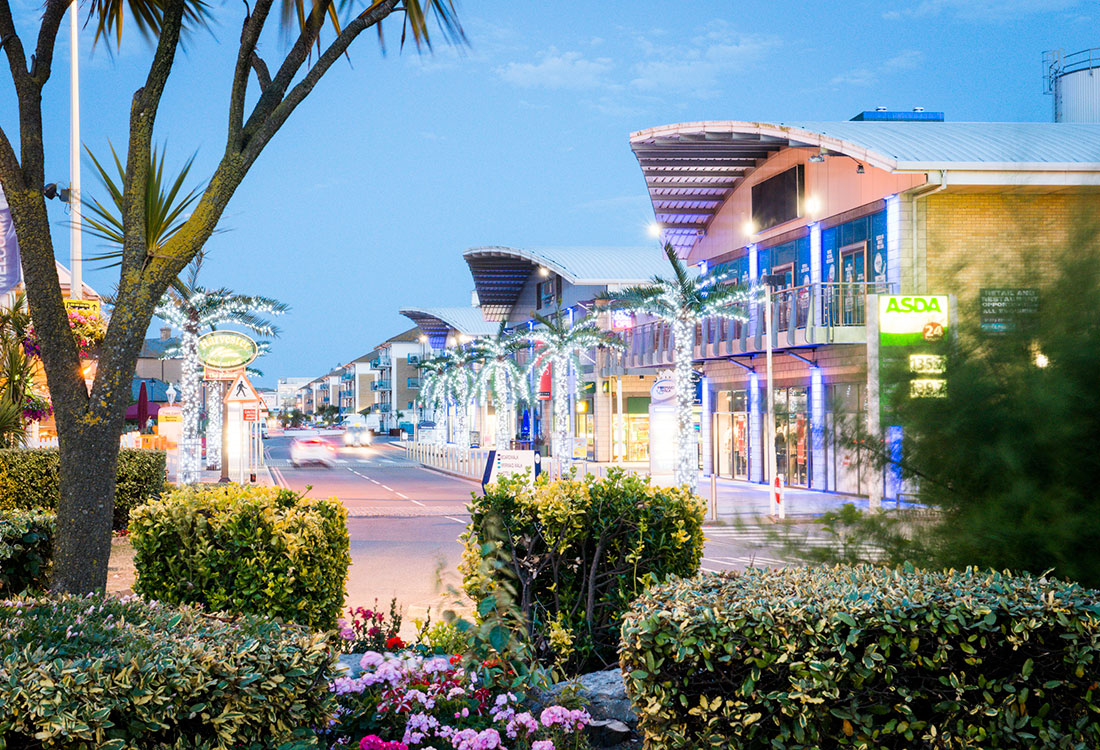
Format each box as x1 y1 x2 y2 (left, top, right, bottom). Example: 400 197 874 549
532 742 555 750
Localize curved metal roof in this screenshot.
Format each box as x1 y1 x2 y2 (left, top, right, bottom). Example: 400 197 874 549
631 120 1100 252
400 306 496 348
463 245 672 319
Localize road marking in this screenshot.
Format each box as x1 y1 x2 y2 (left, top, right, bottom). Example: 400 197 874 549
381 484 393 491
444 516 468 524
347 468 427 506
270 466 289 489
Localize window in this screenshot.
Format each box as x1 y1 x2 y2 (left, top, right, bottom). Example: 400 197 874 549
751 165 804 231
537 278 557 309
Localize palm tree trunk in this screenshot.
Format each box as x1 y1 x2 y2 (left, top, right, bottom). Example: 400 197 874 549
672 318 698 492
179 315 201 482
551 355 570 459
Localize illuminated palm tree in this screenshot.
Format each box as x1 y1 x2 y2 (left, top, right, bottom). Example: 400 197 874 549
155 253 287 480
421 347 475 445
600 243 753 492
468 323 529 448
526 311 622 460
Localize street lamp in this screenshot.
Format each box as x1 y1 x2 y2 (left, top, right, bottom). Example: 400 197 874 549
760 272 786 519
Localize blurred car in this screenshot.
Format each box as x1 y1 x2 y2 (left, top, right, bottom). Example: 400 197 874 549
343 425 372 447
290 438 336 467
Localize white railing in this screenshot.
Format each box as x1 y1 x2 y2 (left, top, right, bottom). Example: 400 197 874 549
405 442 638 484
405 442 494 481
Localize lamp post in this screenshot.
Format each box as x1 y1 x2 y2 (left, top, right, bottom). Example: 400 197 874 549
761 273 785 520
68 0 82 300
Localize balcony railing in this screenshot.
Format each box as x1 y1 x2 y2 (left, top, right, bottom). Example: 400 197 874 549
407 378 420 389
407 355 420 366
370 358 392 370
372 381 392 391
341 371 355 381
611 282 895 370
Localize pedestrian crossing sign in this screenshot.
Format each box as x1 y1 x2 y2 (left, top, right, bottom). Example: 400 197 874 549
224 373 261 404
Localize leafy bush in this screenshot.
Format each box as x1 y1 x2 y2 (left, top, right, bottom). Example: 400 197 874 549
0 448 165 529
130 484 350 630
0 593 339 748
620 565 1100 749
0 509 53 593
462 468 704 674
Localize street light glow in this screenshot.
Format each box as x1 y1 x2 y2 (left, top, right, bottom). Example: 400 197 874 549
647 222 662 238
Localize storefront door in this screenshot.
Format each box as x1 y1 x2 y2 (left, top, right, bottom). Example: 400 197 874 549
772 263 794 331
840 243 866 326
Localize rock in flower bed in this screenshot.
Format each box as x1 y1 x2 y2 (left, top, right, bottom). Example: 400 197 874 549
322 649 591 750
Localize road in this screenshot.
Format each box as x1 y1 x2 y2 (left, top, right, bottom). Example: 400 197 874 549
264 434 802 627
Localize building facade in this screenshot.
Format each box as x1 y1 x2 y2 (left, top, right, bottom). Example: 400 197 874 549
624 114 1100 498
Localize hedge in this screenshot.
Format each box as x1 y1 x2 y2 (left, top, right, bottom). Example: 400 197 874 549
0 448 165 529
462 468 704 674
620 565 1100 749
130 484 350 630
0 510 53 594
0 593 339 748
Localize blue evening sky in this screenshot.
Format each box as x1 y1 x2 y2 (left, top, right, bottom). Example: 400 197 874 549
4 0 1094 385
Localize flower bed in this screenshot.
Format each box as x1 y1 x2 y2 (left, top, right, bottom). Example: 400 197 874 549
324 649 591 750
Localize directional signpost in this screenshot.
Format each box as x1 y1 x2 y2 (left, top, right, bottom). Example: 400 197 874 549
224 372 263 483
481 449 541 493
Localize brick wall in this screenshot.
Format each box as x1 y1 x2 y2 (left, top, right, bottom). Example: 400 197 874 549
923 192 1099 305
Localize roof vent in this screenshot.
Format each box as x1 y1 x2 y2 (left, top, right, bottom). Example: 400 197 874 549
850 109 945 122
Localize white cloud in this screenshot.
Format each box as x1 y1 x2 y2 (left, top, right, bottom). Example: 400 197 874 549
629 24 780 98
496 47 615 90
883 0 1083 20
829 49 924 87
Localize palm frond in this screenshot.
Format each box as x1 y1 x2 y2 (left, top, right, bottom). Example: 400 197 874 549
88 0 212 49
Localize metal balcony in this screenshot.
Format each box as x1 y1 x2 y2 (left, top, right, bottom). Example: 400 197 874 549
371 381 392 391
611 282 895 370
369 358 392 370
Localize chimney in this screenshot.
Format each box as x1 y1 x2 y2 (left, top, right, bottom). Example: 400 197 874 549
160 326 172 340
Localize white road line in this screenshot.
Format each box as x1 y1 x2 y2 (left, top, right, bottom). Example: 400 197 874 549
444 516 468 524
395 492 409 499
381 485 393 491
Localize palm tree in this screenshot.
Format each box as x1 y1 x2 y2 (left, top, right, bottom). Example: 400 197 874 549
468 323 530 449
420 346 474 445
526 311 622 460
600 243 754 492
0 293 35 446
155 252 287 481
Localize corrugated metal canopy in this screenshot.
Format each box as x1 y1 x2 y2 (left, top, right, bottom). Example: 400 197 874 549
463 245 672 320
400 306 496 348
632 120 1100 253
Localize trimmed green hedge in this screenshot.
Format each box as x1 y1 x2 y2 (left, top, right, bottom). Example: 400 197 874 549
0 448 165 529
620 565 1100 749
462 468 705 673
0 593 338 748
0 510 53 594
130 484 350 630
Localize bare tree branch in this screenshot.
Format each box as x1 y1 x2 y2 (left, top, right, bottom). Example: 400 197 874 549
30 0 69 86
0 124 21 187
227 0 273 142
118 0 187 281
242 0 397 167
0 0 27 84
249 51 271 90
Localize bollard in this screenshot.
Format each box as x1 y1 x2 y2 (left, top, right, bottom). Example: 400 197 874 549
709 473 717 522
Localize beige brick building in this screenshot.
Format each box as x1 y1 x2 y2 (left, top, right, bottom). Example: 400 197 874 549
627 114 1100 499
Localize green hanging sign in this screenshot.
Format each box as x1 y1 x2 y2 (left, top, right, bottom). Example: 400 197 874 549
198 331 258 370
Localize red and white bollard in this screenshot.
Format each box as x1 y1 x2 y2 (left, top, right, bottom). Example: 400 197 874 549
772 473 785 520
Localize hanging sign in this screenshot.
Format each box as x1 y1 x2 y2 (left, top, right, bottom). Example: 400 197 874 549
198 331 258 370
204 366 243 381
63 298 101 315
650 379 675 402
537 365 551 401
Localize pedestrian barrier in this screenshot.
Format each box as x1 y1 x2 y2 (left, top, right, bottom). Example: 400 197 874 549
404 442 642 485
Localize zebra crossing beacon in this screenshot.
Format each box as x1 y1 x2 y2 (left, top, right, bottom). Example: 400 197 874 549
631 112 1100 503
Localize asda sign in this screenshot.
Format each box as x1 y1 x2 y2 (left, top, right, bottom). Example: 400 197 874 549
879 295 949 347
198 331 258 370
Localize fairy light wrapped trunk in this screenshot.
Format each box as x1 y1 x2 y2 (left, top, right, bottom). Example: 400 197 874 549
600 244 751 495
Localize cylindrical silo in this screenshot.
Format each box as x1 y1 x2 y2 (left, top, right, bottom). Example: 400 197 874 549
1047 48 1100 123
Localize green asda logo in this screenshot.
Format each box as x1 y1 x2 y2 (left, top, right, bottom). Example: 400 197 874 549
885 297 943 314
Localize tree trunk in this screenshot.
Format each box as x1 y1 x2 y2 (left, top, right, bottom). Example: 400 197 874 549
551 356 569 459
673 318 698 493
51 413 126 593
